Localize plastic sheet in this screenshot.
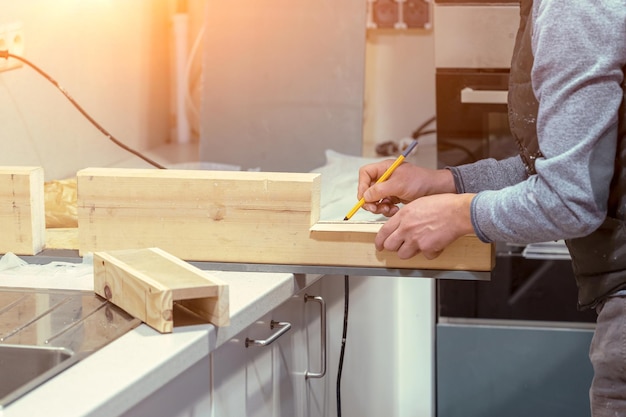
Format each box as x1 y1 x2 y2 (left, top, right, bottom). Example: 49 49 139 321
310 149 389 221
0 252 93 291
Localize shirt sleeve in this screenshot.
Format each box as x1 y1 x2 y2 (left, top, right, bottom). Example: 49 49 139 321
461 1 626 244
448 156 528 194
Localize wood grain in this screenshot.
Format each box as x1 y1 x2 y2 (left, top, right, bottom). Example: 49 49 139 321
94 247 229 333
78 167 494 271
0 167 45 255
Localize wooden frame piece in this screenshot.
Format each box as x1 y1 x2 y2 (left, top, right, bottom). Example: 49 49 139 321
309 221 492 271
78 167 494 271
93 247 229 333
0 167 45 255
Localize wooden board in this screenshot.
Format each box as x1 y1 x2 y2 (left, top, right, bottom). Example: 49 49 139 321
0 167 45 255
309 221 490 271
78 167 494 271
93 247 229 333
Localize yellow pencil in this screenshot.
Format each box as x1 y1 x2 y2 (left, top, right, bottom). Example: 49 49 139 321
343 139 419 221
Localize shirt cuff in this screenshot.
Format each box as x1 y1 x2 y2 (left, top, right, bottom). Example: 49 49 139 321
445 166 465 193
470 193 492 243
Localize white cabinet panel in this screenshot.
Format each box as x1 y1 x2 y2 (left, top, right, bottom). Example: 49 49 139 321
313 275 435 417
211 285 327 417
210 274 434 417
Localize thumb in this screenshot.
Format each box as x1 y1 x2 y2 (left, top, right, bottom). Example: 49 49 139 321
363 183 389 203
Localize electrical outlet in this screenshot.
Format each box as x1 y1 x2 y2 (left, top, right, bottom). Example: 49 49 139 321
0 21 24 72
403 0 432 29
371 0 399 29
367 0 432 30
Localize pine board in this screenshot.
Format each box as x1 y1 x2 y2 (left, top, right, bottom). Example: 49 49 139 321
78 167 494 272
94 247 229 333
0 167 45 255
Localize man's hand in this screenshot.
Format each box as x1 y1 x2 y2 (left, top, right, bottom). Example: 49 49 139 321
375 193 476 260
357 160 457 217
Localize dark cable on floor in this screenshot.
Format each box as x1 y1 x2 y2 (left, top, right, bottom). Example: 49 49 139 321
411 115 436 139
376 116 437 157
414 128 436 138
0 51 166 169
337 274 349 417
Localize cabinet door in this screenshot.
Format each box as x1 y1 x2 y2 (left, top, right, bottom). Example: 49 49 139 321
274 281 328 417
211 291 316 417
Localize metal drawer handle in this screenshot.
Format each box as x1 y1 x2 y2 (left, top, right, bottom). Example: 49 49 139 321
245 320 291 348
305 294 326 379
460 87 508 104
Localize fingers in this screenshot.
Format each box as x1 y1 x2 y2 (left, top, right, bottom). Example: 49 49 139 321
374 211 445 260
368 191 473 261
376 233 444 260
363 182 392 203
421 249 444 260
357 160 396 200
374 219 400 252
375 217 416 255
363 200 400 217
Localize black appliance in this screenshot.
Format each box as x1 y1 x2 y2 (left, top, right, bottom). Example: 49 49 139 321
436 70 516 168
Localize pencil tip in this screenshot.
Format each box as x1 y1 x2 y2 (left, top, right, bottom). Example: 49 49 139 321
343 217 349 221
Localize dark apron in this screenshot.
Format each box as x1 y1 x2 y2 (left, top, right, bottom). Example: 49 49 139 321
508 0 626 309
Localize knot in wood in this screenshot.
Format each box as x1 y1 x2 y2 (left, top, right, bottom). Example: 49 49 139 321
162 309 173 321
104 284 112 299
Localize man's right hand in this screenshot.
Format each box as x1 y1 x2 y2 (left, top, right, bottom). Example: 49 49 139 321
356 160 457 217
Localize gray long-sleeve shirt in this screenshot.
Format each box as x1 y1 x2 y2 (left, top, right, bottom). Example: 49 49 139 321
449 1 626 245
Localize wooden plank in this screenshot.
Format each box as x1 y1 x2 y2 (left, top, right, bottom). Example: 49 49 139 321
93 247 229 333
77 167 320 260
0 167 45 255
78 167 494 271
310 221 492 271
310 220 384 234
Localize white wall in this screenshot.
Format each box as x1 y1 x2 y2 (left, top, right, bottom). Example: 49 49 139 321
363 29 436 153
198 0 367 172
357 28 438 417
0 2 435 177
0 1 174 180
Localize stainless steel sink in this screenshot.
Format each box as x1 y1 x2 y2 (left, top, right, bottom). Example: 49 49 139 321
0 344 81 406
0 287 140 408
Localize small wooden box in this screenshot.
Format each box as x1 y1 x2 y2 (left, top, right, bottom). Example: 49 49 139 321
93 247 229 333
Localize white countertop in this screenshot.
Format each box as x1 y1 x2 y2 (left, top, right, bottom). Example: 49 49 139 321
1 261 322 417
